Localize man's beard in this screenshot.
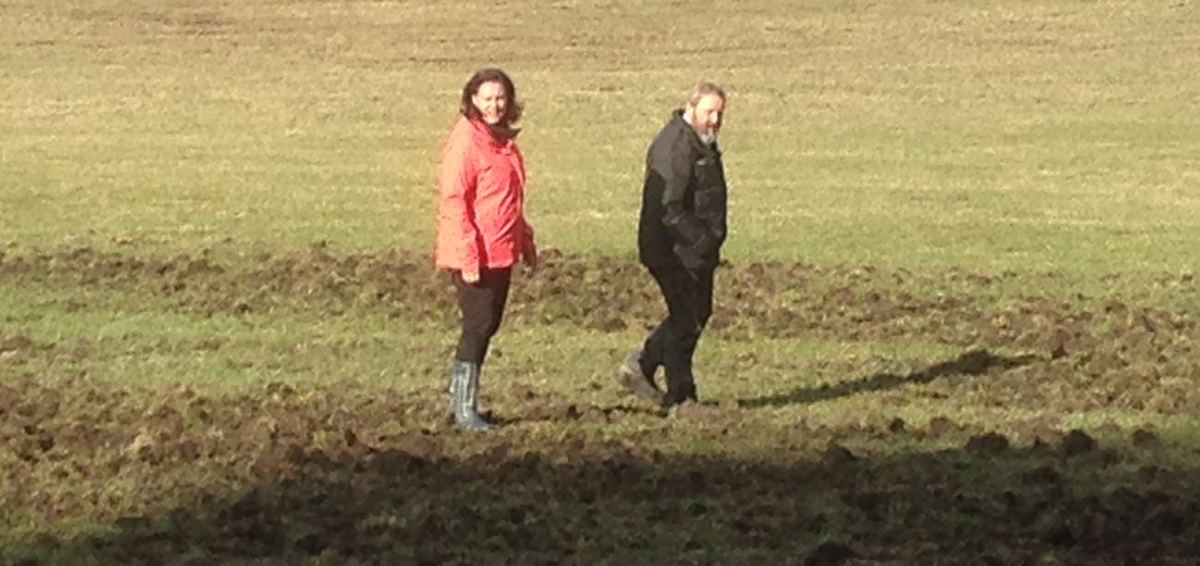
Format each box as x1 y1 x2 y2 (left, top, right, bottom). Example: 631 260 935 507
684 109 718 144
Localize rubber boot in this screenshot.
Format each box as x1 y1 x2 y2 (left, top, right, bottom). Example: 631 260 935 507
446 363 459 418
451 360 493 431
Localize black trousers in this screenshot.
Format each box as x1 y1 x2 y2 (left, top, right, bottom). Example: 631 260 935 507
451 268 512 365
639 263 716 405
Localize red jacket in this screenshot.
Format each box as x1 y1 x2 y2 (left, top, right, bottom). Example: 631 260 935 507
435 117 535 276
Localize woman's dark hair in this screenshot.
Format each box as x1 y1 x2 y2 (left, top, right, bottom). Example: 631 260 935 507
459 67 523 126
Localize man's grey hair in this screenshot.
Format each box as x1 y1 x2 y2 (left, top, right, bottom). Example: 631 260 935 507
685 82 726 107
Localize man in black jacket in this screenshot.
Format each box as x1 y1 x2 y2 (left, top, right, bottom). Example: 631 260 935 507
616 82 728 411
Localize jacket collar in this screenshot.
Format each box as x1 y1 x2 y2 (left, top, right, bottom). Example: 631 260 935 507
467 116 520 145
672 109 719 152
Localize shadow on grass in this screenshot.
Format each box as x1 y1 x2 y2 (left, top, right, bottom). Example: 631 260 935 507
5 434 1199 566
739 349 1041 409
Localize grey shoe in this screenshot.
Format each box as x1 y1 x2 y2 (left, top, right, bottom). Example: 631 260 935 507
614 349 664 404
450 360 493 431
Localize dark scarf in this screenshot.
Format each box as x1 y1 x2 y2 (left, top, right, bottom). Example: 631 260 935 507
487 122 520 141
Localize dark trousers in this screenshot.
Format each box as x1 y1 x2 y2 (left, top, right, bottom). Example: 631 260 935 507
451 268 512 365
640 263 716 405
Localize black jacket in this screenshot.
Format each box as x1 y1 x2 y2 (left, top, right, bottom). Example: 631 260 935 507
638 110 728 271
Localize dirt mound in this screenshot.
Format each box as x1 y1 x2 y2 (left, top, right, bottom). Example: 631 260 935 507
6 246 1200 415
4 246 1198 348
3 375 1200 563
0 333 38 365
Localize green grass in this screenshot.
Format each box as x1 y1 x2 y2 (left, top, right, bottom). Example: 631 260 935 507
4 0 1200 563
4 0 1199 278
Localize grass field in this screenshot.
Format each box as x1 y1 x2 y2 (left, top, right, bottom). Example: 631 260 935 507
3 0 1200 564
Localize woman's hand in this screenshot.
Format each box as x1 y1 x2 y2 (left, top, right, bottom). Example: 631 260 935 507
462 266 480 284
521 238 538 269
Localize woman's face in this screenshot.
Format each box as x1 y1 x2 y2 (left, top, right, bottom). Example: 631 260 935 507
471 81 508 125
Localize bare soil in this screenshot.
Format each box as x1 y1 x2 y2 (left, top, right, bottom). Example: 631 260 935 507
3 247 1200 563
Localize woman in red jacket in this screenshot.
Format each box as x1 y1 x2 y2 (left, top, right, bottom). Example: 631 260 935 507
435 68 537 431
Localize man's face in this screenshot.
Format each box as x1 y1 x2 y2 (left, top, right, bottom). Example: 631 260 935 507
686 93 725 140
472 81 508 125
